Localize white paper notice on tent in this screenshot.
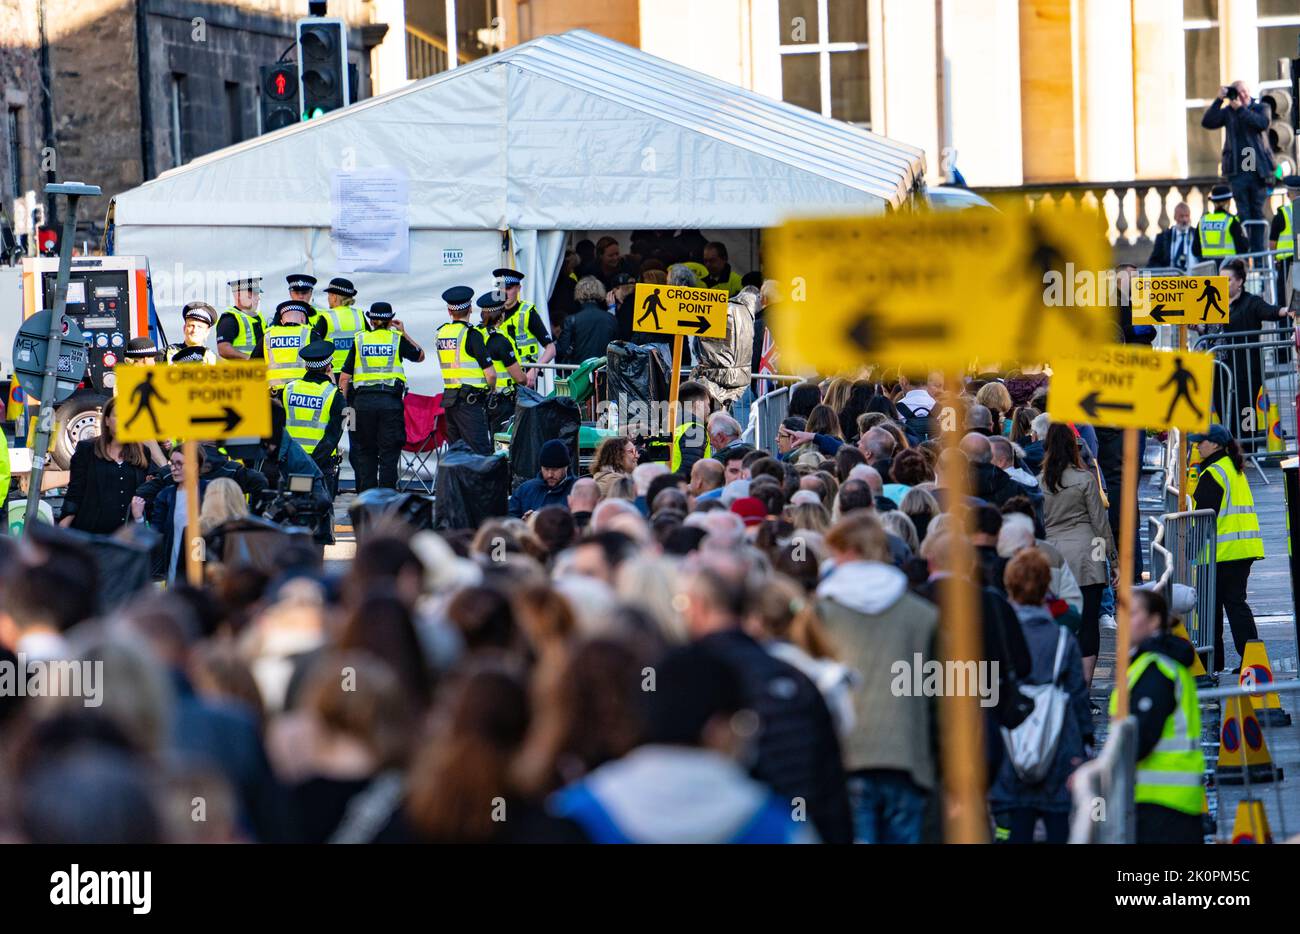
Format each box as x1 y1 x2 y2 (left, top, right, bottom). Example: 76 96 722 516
330 168 410 273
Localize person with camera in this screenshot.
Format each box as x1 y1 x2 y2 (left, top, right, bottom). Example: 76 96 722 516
1201 80 1275 253
435 286 495 456
337 301 426 491
251 401 335 545
283 340 346 499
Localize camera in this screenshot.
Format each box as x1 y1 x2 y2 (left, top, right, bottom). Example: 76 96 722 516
258 473 332 543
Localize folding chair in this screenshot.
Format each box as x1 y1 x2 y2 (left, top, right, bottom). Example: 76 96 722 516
400 392 445 494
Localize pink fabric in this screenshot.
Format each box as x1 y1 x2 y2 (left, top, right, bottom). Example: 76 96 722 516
403 393 445 451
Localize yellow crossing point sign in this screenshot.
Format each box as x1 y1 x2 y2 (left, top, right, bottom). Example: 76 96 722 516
767 200 1113 373
1132 275 1229 326
1050 346 1214 432
115 362 272 442
633 283 728 339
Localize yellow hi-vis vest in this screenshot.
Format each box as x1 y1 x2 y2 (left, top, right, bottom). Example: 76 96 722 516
1277 201 1294 260
505 301 541 363
353 328 407 388
478 324 518 391
317 303 365 371
1204 458 1266 561
436 321 487 389
1109 652 1206 816
670 420 711 473
264 324 312 388
284 378 338 456
1198 211 1237 257
221 306 263 356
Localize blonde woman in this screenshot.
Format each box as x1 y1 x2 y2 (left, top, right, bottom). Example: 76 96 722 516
200 477 250 535
975 381 1013 435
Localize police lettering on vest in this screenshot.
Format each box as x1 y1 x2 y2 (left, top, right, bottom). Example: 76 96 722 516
354 329 407 388
437 321 487 389
320 304 365 371
1199 211 1237 258
285 380 338 455
265 324 311 387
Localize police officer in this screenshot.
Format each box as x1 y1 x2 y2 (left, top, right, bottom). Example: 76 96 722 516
124 337 161 366
316 277 366 374
264 300 316 390
495 268 555 389
217 276 266 360
1194 185 1248 262
1108 588 1206 844
166 302 218 364
436 286 495 455
1190 423 1265 672
1269 174 1299 304
286 273 326 321
477 289 528 435
338 301 425 491
284 339 345 498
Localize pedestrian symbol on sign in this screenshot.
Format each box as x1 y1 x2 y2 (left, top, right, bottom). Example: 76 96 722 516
126 370 167 434
638 288 666 330
1197 280 1223 322
1160 356 1203 423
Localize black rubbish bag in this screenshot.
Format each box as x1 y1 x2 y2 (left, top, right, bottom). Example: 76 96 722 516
27 521 157 613
434 442 511 531
606 341 668 433
509 387 579 490
348 488 434 541
204 516 316 577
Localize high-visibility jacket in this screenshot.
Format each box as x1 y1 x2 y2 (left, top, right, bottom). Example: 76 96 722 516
1109 652 1206 816
316 302 365 371
1198 211 1237 257
436 321 487 389
220 307 263 356
1276 201 1294 260
670 420 711 473
479 324 519 391
264 324 312 387
165 344 217 364
504 301 542 364
1204 458 1266 561
284 378 339 455
354 328 407 388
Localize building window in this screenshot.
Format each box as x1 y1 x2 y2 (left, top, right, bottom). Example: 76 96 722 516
226 82 243 146
171 73 188 166
1183 2 1222 178
776 0 870 126
406 0 503 81
7 107 21 200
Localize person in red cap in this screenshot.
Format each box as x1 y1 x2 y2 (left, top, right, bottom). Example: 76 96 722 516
730 496 766 529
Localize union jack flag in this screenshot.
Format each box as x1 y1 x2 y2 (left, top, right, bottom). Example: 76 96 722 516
757 324 778 396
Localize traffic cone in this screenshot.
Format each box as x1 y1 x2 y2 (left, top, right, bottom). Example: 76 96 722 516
5 384 23 422
1255 386 1269 431
1230 800 1272 843
1239 640 1291 726
1267 403 1284 453
1171 620 1207 677
1217 695 1282 784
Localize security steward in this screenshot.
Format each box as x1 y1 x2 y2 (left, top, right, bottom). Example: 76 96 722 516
338 301 425 491
671 380 714 474
165 302 218 364
477 289 528 434
124 337 161 366
217 276 266 360
284 339 345 498
495 267 555 389
436 286 495 455
264 300 318 391
1190 423 1264 672
1109 588 1206 844
315 276 366 373
1194 185 1249 262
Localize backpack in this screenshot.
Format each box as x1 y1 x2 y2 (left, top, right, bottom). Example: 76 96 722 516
999 627 1070 784
896 401 934 444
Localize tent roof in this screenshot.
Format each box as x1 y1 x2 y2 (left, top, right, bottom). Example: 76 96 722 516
114 29 925 230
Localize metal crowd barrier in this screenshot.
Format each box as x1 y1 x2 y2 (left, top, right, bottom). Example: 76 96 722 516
1189 326 1297 472
750 386 790 453
1150 510 1218 666
1069 716 1137 844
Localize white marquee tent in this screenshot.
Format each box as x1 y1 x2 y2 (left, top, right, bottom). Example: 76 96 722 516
112 29 925 392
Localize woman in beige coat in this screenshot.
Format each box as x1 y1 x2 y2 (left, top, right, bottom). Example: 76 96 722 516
590 436 639 498
1040 423 1116 688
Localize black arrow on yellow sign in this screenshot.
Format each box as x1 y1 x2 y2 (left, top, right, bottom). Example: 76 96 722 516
1078 392 1135 420
676 314 712 335
847 313 948 352
1146 303 1184 324
192 407 242 433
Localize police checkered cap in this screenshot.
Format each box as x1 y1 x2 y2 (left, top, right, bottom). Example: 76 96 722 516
287 273 318 291
367 301 395 320
276 300 312 320
442 286 473 312
228 276 263 293
182 301 216 325
493 267 524 287
299 339 335 369
476 289 507 311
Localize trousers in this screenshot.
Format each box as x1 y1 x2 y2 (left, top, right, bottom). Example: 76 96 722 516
350 390 406 492
1214 557 1259 672
444 389 492 456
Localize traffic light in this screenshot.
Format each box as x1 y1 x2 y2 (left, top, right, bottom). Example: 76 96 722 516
259 63 299 133
36 226 58 255
1261 88 1293 158
296 17 349 120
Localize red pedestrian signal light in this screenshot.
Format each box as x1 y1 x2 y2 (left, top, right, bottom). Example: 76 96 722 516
274 73 287 97
260 63 300 132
